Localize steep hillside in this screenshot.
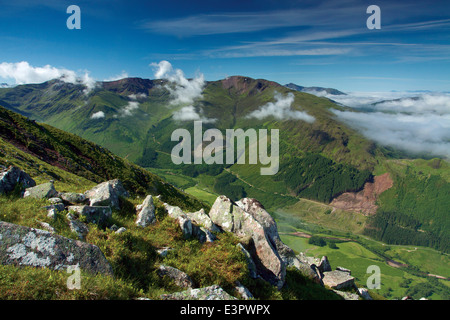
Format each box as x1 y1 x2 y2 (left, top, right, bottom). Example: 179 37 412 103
0 77 448 254
0 105 204 211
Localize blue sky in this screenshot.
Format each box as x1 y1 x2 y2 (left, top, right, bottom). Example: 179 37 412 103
0 0 449 92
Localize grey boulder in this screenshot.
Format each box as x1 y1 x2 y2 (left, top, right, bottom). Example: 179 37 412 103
0 221 112 275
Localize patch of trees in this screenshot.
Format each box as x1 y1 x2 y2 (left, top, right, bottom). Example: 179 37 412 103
213 172 246 201
274 154 372 203
363 210 449 253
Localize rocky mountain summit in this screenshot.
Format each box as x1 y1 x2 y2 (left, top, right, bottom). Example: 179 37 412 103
0 165 372 300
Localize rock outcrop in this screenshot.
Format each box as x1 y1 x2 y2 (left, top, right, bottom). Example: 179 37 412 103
209 196 285 289
84 179 129 209
157 264 195 289
0 221 113 275
24 182 58 199
135 195 156 227
67 205 112 227
322 270 355 290
0 166 36 195
160 285 237 300
163 203 218 243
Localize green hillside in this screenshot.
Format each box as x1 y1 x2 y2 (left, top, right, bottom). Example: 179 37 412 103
0 105 205 212
0 76 448 256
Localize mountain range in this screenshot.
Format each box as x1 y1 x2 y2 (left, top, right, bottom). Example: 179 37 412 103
0 76 448 254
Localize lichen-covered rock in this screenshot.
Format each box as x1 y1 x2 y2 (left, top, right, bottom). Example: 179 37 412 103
236 243 258 279
59 192 87 204
160 285 237 300
333 289 359 300
0 221 112 275
23 182 57 199
358 287 373 300
0 166 36 195
157 264 195 289
209 195 285 289
236 198 295 268
163 203 217 242
67 205 112 227
234 281 253 300
135 195 156 227
187 208 220 233
322 270 355 290
84 179 129 209
69 220 89 240
318 256 332 273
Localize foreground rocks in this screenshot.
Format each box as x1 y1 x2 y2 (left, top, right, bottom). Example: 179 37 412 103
24 182 58 199
0 166 36 195
135 195 156 227
157 264 195 289
209 196 286 289
160 285 237 300
84 179 129 209
0 221 113 275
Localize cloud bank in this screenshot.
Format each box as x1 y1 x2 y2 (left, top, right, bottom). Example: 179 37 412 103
0 61 97 94
319 91 450 158
246 92 315 123
151 60 215 123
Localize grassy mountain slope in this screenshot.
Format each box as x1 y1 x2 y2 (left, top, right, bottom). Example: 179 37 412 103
0 105 205 211
0 77 448 255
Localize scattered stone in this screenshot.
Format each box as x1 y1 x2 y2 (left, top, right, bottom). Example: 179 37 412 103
69 220 89 240
163 203 216 242
318 256 332 273
0 166 36 195
333 290 360 300
42 203 65 212
67 205 112 226
48 197 63 204
157 264 195 289
156 247 173 258
59 192 87 204
234 281 253 300
109 224 119 231
236 243 258 279
160 285 237 300
322 270 355 290
336 266 351 274
187 208 220 233
135 195 156 227
115 227 126 234
358 287 373 300
37 221 55 233
84 179 129 209
209 195 285 289
0 221 112 275
23 182 58 199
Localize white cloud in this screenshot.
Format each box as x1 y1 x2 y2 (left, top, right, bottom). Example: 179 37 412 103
0 61 97 94
151 60 215 122
128 93 147 100
91 111 105 119
328 92 450 158
172 105 216 123
246 92 315 122
117 101 140 117
151 60 205 105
